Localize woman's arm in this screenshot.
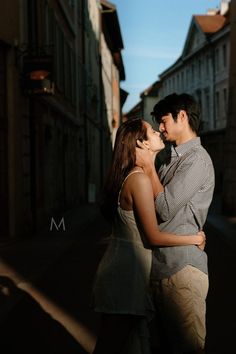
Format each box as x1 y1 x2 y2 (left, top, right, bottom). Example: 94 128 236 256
130 173 205 247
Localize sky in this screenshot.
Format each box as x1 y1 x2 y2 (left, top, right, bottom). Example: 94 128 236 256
112 0 221 113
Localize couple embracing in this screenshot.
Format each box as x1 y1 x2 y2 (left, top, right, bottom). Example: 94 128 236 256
92 93 215 354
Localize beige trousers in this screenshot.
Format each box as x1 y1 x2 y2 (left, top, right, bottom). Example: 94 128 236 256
151 265 209 353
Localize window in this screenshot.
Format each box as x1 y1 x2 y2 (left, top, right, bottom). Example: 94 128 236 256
215 48 220 72
202 90 210 131
222 44 227 68
181 71 184 88
177 74 179 91
205 54 211 76
215 91 220 119
71 52 76 104
44 2 54 46
198 59 201 79
223 88 228 115
27 0 37 44
191 64 195 82
196 90 202 111
64 43 71 99
187 67 190 86
172 77 175 91
55 25 65 92
206 93 210 119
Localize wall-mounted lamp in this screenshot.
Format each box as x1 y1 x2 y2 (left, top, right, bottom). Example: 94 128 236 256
23 56 54 95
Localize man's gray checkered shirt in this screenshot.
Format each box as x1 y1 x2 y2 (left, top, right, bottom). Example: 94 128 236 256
151 137 215 280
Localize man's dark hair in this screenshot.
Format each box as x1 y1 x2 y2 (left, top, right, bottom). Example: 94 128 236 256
151 93 201 133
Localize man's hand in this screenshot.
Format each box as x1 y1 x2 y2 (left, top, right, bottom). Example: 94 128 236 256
136 140 163 198
135 140 153 173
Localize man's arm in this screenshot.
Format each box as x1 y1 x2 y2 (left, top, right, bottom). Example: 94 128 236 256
155 152 214 221
136 140 214 222
135 141 163 197
148 164 164 198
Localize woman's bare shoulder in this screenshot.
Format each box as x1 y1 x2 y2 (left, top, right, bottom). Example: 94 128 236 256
128 171 151 186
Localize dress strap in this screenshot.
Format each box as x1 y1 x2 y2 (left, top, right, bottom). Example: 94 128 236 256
118 170 144 205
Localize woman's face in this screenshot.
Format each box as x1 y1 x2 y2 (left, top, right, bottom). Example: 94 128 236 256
143 121 165 152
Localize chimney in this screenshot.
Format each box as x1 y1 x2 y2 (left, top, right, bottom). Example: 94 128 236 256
220 0 230 15
206 8 218 16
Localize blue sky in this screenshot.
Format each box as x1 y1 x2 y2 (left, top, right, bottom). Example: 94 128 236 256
112 0 220 113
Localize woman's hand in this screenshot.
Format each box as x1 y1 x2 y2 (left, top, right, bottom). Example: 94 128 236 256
196 231 206 251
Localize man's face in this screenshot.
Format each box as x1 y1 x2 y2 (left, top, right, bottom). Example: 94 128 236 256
158 113 182 142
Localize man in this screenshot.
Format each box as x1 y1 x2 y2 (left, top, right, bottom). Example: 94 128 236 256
137 93 215 354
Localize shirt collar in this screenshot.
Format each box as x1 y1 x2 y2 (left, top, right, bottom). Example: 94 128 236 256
171 137 201 157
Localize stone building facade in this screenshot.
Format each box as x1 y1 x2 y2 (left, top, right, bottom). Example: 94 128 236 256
0 0 125 238
223 0 236 215
159 3 230 133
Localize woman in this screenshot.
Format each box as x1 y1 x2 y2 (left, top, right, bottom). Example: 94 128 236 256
92 118 205 354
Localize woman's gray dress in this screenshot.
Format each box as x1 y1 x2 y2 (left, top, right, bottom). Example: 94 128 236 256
92 172 155 353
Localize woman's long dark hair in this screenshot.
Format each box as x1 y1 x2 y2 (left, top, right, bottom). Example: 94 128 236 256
101 118 147 220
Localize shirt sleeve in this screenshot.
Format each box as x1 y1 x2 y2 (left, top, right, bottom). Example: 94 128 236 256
155 151 213 221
